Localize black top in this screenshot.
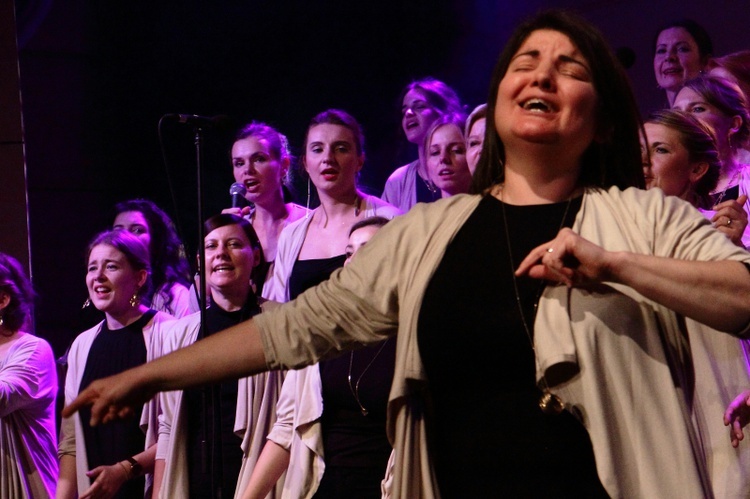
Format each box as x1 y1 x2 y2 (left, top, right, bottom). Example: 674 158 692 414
416 171 442 204
79 310 155 499
289 255 394 499
289 255 347 302
712 184 740 204
418 195 608 498
184 296 261 498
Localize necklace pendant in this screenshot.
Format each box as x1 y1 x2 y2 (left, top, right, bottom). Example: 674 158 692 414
539 392 564 415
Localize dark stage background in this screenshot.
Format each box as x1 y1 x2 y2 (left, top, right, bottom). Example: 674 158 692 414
10 0 750 355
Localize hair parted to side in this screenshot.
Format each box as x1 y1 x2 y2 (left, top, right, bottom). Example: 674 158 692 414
646 109 721 209
0 253 36 334
114 199 191 307
471 9 645 194
653 19 713 63
680 75 750 150
465 103 487 138
203 213 266 290
399 77 465 119
349 216 390 236
422 113 467 165
87 230 152 305
303 109 366 157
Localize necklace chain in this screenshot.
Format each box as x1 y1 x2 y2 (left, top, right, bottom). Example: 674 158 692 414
499 188 573 415
712 168 742 206
347 339 389 416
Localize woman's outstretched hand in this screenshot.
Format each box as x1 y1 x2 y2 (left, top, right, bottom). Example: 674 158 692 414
725 389 750 448
515 228 614 287
62 367 153 426
712 194 748 247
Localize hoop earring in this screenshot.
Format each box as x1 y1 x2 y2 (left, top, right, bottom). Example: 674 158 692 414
129 291 139 308
82 297 91 309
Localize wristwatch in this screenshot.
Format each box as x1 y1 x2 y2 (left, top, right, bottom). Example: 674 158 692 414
125 456 143 478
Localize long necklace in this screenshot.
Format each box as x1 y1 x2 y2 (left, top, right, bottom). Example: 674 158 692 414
347 339 390 416
712 167 743 205
499 188 573 415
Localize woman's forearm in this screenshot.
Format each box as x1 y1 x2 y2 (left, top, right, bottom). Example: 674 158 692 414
56 454 77 499
63 318 269 426
240 441 290 499
610 254 750 333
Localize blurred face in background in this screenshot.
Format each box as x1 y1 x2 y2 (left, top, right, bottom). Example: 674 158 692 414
641 122 705 200
113 211 151 252
345 225 382 266
427 123 472 197
402 88 441 145
654 27 704 96
466 117 486 175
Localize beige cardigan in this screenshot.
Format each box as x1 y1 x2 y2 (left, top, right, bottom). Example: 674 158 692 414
59 311 175 496
256 187 750 498
151 306 284 499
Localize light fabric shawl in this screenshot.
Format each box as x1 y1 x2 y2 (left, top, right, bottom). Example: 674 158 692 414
0 333 57 499
256 187 750 499
381 160 419 213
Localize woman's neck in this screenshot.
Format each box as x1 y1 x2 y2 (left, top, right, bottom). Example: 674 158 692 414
316 189 362 217
106 304 149 330
253 193 290 223
500 155 581 204
0 328 20 346
211 286 251 312
416 147 428 180
665 89 677 107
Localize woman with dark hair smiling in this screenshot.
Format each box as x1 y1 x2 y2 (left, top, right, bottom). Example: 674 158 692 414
653 19 713 105
66 10 750 498
153 214 272 498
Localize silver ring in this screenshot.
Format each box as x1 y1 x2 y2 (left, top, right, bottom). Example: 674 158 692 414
547 247 554 253
727 218 733 226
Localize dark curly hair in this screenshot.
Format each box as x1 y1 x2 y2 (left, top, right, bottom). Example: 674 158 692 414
0 253 36 334
114 199 191 310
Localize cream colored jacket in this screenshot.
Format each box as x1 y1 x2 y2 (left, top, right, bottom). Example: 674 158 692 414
150 305 283 499
256 187 750 499
59 311 174 496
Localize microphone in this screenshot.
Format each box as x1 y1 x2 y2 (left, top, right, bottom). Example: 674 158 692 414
615 47 636 69
229 182 248 209
163 114 232 129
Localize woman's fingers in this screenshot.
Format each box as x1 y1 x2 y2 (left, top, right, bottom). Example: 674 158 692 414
516 228 609 286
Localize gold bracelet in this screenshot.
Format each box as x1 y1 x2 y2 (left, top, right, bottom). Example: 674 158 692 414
117 461 131 479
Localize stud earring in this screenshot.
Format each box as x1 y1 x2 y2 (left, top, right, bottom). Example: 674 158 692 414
0 315 4 327
129 292 139 308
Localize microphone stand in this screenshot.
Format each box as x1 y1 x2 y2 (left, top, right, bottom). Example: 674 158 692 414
192 125 215 493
